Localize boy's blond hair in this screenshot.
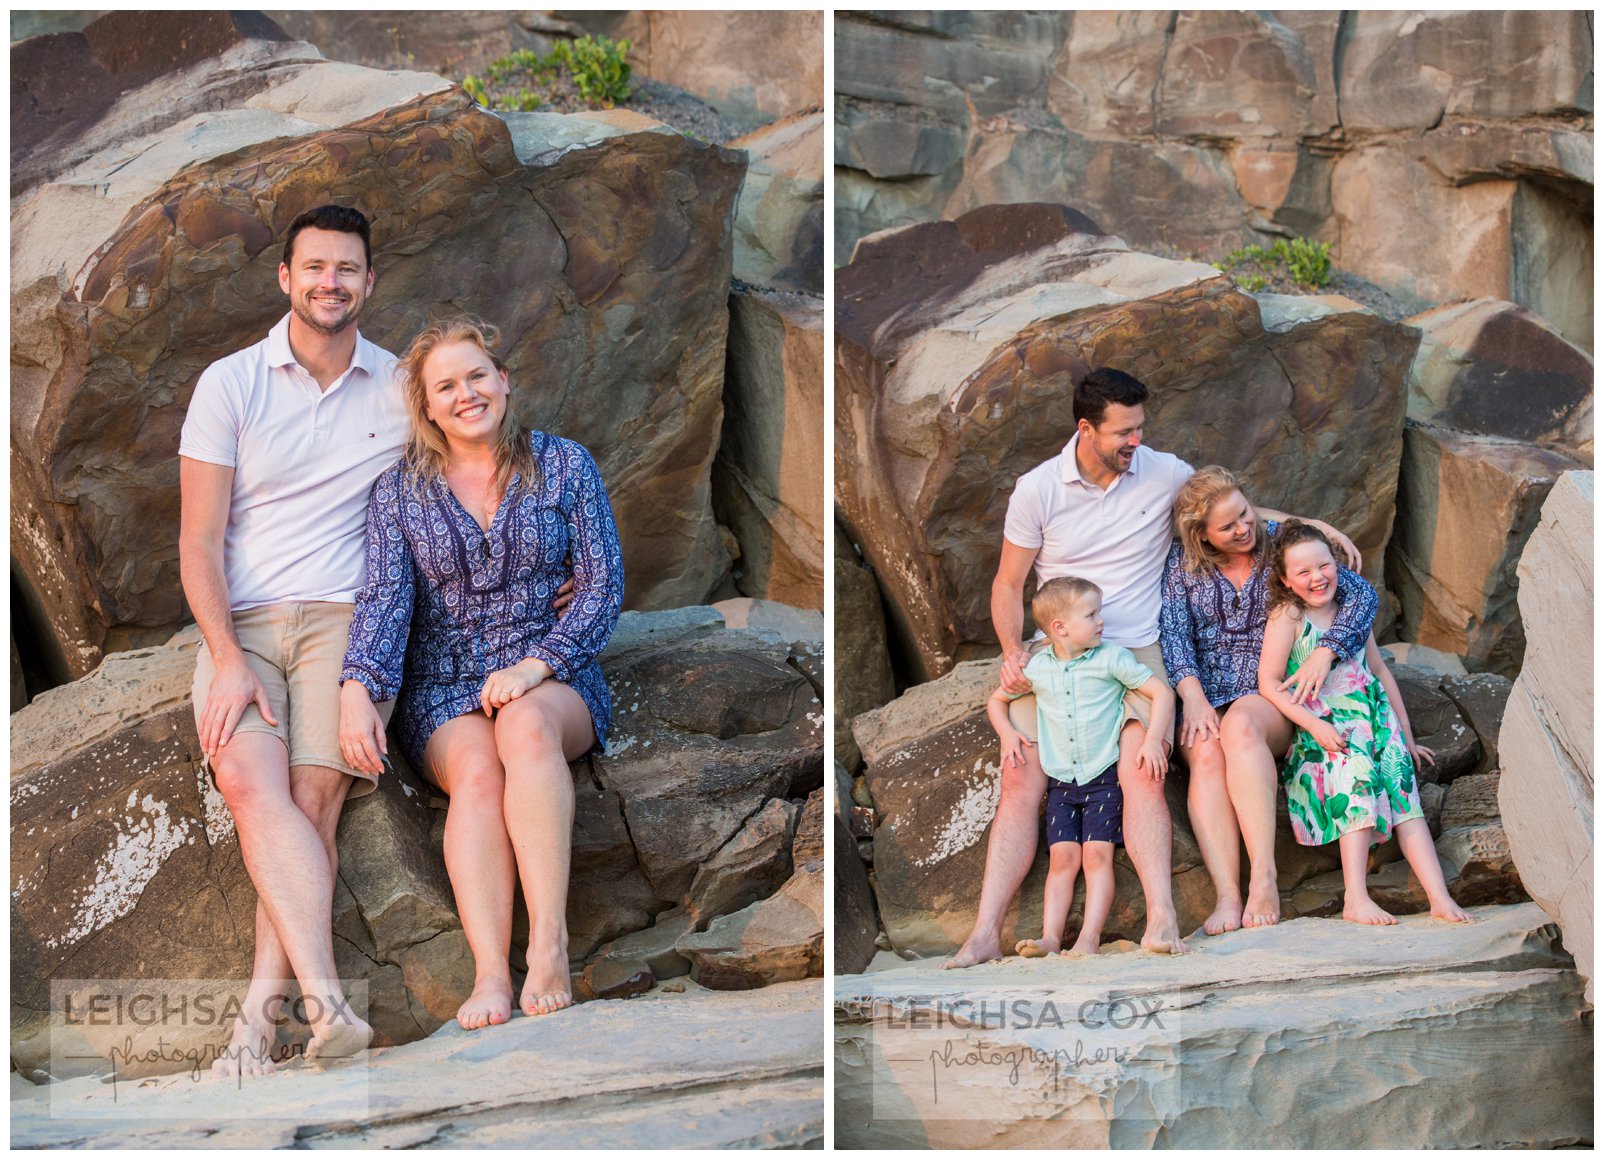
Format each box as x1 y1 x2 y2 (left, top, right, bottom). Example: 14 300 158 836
1031 576 1101 629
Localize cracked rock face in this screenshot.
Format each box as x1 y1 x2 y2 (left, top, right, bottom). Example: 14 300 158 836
12 12 744 679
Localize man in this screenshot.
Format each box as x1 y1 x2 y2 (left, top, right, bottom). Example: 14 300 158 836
180 204 408 1074
946 368 1358 966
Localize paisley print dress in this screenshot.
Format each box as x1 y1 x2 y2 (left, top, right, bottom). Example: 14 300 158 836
1279 615 1424 846
341 431 624 770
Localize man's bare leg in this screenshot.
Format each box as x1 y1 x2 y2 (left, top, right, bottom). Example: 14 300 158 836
214 902 290 1078
1220 696 1294 928
945 746 1049 969
1179 736 1244 935
1116 721 1189 954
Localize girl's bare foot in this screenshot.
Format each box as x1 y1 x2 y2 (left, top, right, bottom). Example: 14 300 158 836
520 939 573 1017
1343 896 1397 926
1015 937 1060 958
457 976 515 1030
1203 897 1244 936
1430 898 1475 923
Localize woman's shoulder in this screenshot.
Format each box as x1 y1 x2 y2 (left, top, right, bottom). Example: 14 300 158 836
530 429 599 466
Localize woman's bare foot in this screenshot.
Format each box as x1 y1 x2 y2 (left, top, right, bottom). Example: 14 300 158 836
1015 937 1060 958
1343 895 1397 925
210 1010 278 1079
942 933 1002 969
520 939 573 1017
1203 896 1244 936
1429 897 1475 923
457 975 515 1030
1242 877 1282 928
1067 934 1101 956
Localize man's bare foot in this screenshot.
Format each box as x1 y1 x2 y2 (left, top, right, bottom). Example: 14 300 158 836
210 1012 278 1079
1139 910 1191 955
1242 878 1282 928
1015 937 1060 958
306 1009 372 1062
520 939 573 1017
1429 898 1475 923
1203 896 1244 936
942 933 1002 970
457 976 515 1030
1343 896 1397 925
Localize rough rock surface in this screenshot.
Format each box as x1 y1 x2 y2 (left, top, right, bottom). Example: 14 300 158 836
715 285 825 610
11 607 825 1080
1387 424 1581 676
12 14 745 678
13 979 823 1148
835 10 1593 350
1439 673 1514 777
1406 299 1594 459
835 904 1590 1147
679 827 824 989
838 205 1416 680
833 523 896 770
685 797 799 927
729 109 824 295
1499 471 1594 1001
834 807 881 975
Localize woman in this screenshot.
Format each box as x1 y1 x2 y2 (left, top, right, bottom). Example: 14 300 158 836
1158 466 1375 933
338 316 623 1029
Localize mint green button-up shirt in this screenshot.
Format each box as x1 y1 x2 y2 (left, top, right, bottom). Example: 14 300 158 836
1011 643 1153 785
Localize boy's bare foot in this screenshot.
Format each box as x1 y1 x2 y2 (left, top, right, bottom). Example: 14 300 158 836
210 1011 278 1079
1139 908 1191 955
1430 898 1475 923
457 976 515 1030
520 939 573 1017
1203 896 1244 936
1015 938 1059 958
942 933 1002 969
1242 878 1281 928
306 1010 372 1062
1343 896 1397 926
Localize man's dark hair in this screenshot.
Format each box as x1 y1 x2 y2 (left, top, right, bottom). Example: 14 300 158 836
1074 368 1149 429
281 204 372 270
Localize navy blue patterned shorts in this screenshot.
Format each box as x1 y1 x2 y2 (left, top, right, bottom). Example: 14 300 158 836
1045 763 1123 846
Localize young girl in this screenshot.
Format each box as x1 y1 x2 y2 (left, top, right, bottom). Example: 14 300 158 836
1258 521 1473 926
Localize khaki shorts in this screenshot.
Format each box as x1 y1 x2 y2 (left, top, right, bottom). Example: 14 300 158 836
1007 639 1171 748
192 601 393 799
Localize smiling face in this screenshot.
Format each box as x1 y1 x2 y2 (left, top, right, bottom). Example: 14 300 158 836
1203 489 1259 559
1280 539 1339 608
1078 402 1144 477
278 227 372 337
420 339 511 449
1049 590 1105 653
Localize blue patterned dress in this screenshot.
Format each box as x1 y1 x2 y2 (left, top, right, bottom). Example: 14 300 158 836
340 431 624 770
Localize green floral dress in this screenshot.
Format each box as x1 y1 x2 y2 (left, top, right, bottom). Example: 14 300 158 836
1280 615 1424 846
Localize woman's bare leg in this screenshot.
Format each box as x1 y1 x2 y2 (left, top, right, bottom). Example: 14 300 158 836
425 715 517 1030
493 682 594 1016
1219 696 1294 927
1179 735 1243 935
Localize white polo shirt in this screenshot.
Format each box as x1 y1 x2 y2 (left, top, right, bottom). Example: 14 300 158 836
1003 435 1194 648
179 314 409 611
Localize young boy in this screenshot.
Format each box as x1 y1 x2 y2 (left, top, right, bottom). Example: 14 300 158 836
987 576 1176 957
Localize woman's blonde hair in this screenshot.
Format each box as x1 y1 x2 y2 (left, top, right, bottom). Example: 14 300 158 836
397 315 535 499
1173 465 1261 575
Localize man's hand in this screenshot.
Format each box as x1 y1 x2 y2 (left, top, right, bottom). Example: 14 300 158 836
199 652 278 756
999 650 1033 696
481 657 553 715
551 577 575 613
1278 645 1333 707
339 680 387 775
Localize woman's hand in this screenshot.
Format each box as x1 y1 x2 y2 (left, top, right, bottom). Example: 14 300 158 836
1310 720 1348 755
339 680 387 776
481 658 554 715
1179 690 1220 747
1407 740 1436 771
1279 645 1333 707
551 576 575 613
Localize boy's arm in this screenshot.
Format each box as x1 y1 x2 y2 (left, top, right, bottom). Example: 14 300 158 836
987 685 1032 767
1137 675 1175 744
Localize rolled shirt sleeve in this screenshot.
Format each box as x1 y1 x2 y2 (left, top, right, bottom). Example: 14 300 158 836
339 466 414 702
524 445 624 682
1158 540 1202 688
1319 566 1379 663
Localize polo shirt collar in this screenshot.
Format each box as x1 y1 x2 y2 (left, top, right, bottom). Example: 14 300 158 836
264 312 379 380
1058 432 1142 485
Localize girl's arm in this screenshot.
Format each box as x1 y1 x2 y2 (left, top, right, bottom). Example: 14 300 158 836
1366 634 1435 767
1258 609 1343 747
987 686 1032 768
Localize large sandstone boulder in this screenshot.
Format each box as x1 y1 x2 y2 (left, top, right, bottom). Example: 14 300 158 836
833 522 896 770
1499 471 1593 1002
836 904 1590 1147
1387 424 1582 676
1405 299 1593 458
11 606 825 1081
714 285 825 610
837 204 1416 681
12 13 745 679
729 109 823 295
834 804 881 975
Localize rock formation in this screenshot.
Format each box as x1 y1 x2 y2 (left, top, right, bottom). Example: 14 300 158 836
1499 471 1594 1002
837 203 1416 682
835 10 1593 351
10 606 824 1082
729 109 824 296
832 523 896 769
12 13 745 681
